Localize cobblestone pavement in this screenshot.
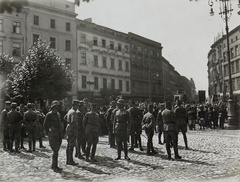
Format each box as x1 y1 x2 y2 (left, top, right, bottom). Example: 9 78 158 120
0 127 240 182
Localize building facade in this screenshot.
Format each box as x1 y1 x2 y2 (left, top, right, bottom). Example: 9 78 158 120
208 25 240 102
76 19 131 104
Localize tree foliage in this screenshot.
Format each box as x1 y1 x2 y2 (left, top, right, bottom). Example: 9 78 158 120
7 38 73 102
0 0 28 13
0 53 15 75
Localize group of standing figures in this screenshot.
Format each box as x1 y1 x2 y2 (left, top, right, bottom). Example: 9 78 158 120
0 98 228 173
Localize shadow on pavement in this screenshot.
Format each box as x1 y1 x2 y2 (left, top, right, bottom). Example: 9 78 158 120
10 152 35 160
179 158 215 166
33 151 50 158
128 159 164 170
76 164 111 175
60 170 90 181
178 146 219 154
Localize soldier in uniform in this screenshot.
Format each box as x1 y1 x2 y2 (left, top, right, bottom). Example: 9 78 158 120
128 101 143 151
105 101 116 148
142 104 158 155
36 108 46 148
174 101 189 149
65 100 79 166
162 101 182 160
19 104 26 149
43 100 63 173
75 101 85 159
24 103 39 152
83 103 100 162
0 101 11 151
156 104 165 145
113 99 131 160
197 105 206 130
7 102 23 153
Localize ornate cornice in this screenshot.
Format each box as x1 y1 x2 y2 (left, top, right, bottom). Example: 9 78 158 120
29 3 77 18
31 26 73 37
92 71 130 79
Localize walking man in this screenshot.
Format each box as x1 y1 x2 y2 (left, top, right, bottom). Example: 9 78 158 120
65 100 79 166
113 99 131 160
156 104 165 145
83 103 100 162
162 101 182 160
0 101 11 151
105 101 116 148
44 100 64 173
142 104 158 155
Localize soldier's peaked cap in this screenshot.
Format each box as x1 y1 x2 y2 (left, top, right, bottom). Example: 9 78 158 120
91 103 97 107
51 100 60 109
72 99 80 105
11 102 17 107
117 99 125 105
27 103 32 108
79 101 84 106
5 101 11 105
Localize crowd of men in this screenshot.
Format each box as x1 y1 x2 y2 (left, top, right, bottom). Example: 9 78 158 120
0 98 228 173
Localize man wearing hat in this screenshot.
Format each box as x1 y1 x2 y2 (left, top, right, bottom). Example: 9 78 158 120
113 99 131 160
83 103 100 162
75 101 85 159
44 100 63 173
142 104 158 155
7 102 23 153
156 104 165 145
23 103 39 152
0 101 11 151
162 101 182 160
105 100 116 148
65 99 79 166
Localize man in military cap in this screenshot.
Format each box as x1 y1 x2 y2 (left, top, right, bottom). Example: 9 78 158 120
83 103 100 162
156 104 165 145
128 101 143 151
113 99 131 160
0 101 11 151
65 99 79 166
75 101 85 159
142 104 158 155
105 100 116 148
19 103 26 149
162 101 182 160
174 101 189 149
7 102 23 153
44 100 63 173
23 103 39 152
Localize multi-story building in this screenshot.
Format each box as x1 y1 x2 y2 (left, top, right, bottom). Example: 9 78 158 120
208 25 240 102
76 18 130 104
0 0 78 106
128 32 163 102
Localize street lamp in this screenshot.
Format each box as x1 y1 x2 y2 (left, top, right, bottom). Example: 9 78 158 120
208 0 239 127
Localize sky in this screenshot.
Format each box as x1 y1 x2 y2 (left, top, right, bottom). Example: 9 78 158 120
74 0 240 94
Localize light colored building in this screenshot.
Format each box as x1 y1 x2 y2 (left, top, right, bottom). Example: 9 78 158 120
0 0 78 106
208 25 240 102
76 18 130 104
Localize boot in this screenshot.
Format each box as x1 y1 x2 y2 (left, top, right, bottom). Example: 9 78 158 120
115 149 121 160
9 141 14 152
20 137 25 149
3 141 8 151
15 141 21 153
166 143 171 159
183 135 189 150
39 137 46 148
32 140 36 152
90 145 97 161
28 141 32 152
68 147 78 165
85 146 91 162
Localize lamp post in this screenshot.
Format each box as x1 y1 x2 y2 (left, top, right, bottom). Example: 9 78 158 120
208 0 239 127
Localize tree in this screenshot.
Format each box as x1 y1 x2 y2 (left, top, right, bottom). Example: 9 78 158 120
0 0 28 13
7 38 73 103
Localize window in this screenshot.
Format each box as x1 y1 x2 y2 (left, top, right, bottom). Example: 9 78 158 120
0 19 3 31
65 58 71 70
131 44 135 50
111 59 115 69
65 40 71 51
102 57 107 68
103 78 107 90
12 43 21 57
0 41 2 53
157 52 160 57
126 81 130 92
34 15 39 25
80 34 85 43
94 77 98 90
94 55 98 67
231 62 235 73
125 45 129 51
110 41 114 49
126 62 129 72
231 48 234 58
50 37 56 49
145 48 148 54
223 52 226 62
50 19 55 29
235 45 238 57
118 43 122 51
236 60 239 72
150 50 154 56
111 79 115 90
138 46 142 52
119 80 122 91
82 76 87 89
81 53 86 64
13 22 20 33
93 37 98 46
118 60 122 70
33 34 39 44
66 22 70 32
224 65 228 76
102 39 106 48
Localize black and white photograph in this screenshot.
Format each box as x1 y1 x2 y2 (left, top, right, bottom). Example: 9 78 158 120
0 0 240 181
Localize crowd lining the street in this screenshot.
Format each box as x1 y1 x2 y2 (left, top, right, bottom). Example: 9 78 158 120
0 98 228 173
